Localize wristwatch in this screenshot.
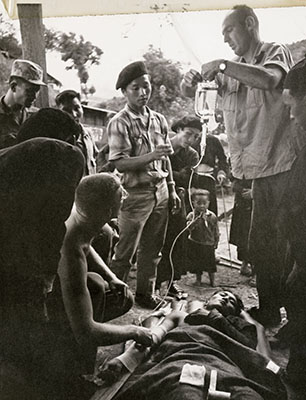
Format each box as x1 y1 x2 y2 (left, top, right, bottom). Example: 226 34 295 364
219 61 227 73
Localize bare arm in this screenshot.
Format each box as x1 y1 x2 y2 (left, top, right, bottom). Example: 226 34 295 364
87 245 117 282
201 59 284 90
240 310 272 358
58 240 152 348
221 61 284 90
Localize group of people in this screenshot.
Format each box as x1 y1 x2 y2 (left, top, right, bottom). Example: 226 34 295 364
1 3 306 399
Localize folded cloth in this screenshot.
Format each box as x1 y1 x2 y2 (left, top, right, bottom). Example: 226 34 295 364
179 363 206 387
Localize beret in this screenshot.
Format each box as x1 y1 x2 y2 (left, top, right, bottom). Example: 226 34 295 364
172 116 202 133
116 61 148 90
284 57 306 97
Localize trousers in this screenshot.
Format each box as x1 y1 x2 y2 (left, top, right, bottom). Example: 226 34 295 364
249 171 290 318
111 180 169 295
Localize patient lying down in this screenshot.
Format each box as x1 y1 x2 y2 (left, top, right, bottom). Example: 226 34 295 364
100 290 287 400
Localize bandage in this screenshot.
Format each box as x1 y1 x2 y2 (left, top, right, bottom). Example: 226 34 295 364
179 363 206 387
116 342 149 373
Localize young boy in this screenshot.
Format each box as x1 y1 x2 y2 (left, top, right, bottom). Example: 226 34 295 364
186 189 219 286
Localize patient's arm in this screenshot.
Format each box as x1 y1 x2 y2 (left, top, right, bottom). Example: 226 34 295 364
99 309 187 383
240 310 272 359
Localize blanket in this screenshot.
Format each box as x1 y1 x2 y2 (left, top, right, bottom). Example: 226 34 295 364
114 311 287 400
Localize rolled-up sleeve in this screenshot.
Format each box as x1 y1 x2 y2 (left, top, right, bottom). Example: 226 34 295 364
263 43 293 74
108 117 132 161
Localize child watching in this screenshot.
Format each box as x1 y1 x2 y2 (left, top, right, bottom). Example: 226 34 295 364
186 189 219 286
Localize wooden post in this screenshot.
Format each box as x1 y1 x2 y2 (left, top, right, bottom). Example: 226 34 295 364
17 3 49 108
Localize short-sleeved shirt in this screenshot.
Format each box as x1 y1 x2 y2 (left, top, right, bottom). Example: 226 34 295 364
108 104 171 189
218 42 295 180
0 96 29 149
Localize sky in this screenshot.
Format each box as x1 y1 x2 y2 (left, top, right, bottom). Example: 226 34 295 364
1 3 306 100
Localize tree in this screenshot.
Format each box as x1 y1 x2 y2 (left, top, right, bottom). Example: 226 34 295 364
143 45 194 123
44 27 103 99
0 13 22 90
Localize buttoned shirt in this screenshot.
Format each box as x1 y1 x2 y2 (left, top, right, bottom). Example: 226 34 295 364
218 42 295 180
108 104 171 188
0 96 29 149
77 125 98 175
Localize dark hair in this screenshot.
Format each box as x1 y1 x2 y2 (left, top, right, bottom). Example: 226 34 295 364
212 289 244 316
55 90 81 107
284 57 306 99
75 173 121 218
191 188 210 201
17 108 82 145
172 116 202 133
232 4 259 29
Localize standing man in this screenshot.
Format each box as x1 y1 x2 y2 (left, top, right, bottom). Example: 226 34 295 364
182 5 295 326
278 58 306 391
55 89 98 175
0 59 46 149
108 61 180 309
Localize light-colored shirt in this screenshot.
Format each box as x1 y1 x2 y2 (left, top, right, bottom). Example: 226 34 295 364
218 42 295 180
108 104 171 189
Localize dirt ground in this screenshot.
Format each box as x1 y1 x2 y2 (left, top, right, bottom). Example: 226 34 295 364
95 192 296 399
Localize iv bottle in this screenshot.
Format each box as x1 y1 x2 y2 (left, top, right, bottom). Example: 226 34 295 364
194 81 218 120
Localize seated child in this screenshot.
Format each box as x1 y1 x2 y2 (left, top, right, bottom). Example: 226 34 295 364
186 189 219 286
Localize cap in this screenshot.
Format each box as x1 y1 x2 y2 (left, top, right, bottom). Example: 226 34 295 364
55 90 81 106
116 61 148 90
171 116 202 133
284 57 306 98
10 59 46 86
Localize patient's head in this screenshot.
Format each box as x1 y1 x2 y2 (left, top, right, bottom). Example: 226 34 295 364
206 290 244 316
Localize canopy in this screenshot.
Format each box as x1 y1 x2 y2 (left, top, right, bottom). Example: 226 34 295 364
2 0 306 19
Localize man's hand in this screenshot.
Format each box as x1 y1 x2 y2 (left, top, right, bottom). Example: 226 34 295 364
169 189 181 214
134 326 153 347
154 144 173 160
183 69 203 88
241 188 252 200
217 172 226 186
201 60 223 81
108 276 128 297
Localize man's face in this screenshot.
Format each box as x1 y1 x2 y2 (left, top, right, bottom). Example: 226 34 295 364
206 291 239 316
282 88 306 130
222 11 252 57
122 74 152 111
59 97 84 123
13 80 40 108
177 127 201 149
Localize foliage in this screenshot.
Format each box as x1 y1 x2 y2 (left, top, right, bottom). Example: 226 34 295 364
144 45 195 124
44 27 103 97
0 14 22 59
287 39 306 63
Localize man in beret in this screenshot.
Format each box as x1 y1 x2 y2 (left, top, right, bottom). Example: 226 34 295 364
108 61 180 309
0 59 46 149
55 89 98 175
278 57 306 391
